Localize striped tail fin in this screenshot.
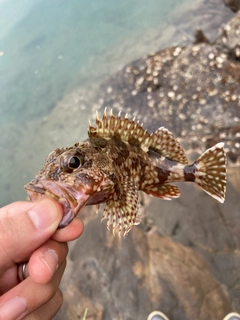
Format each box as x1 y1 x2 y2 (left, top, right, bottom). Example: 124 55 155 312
194 142 227 203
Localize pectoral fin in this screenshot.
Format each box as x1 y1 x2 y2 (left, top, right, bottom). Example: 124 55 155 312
102 180 139 236
143 184 181 200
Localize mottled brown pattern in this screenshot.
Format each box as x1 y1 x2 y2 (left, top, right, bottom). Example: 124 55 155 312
25 110 227 236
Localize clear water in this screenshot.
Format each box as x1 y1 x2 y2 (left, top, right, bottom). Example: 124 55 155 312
0 0 184 124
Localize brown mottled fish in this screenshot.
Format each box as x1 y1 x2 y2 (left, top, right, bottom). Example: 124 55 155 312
25 109 227 236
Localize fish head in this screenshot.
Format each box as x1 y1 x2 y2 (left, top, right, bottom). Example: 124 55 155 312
24 140 115 227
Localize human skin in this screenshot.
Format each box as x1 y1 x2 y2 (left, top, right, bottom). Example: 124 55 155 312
0 198 84 320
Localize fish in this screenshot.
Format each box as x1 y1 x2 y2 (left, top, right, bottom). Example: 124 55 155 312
24 109 227 236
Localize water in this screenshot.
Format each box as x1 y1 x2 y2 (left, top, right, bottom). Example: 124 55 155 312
0 0 183 124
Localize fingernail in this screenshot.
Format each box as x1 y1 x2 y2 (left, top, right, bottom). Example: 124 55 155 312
0 296 26 320
41 249 59 275
28 198 60 230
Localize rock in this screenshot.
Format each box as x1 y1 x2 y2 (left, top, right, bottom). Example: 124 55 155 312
96 12 240 165
224 0 240 12
57 212 235 320
215 11 240 61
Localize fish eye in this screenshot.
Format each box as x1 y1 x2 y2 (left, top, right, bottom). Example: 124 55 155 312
60 151 84 173
68 156 82 170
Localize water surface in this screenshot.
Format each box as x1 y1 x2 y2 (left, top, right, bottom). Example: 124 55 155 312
0 0 184 124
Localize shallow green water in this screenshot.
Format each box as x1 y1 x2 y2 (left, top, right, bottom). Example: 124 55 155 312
0 0 183 124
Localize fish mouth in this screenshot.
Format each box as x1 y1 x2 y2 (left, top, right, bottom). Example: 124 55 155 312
24 179 91 228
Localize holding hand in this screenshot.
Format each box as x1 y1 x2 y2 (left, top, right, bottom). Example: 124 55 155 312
0 198 84 320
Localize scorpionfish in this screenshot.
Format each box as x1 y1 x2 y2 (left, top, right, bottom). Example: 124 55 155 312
25 109 227 236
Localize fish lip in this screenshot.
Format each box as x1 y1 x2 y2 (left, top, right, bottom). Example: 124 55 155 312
24 180 91 228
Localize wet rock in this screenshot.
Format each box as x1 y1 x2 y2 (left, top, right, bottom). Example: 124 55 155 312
224 0 240 12
57 212 235 320
215 11 240 62
193 29 210 45
95 13 240 165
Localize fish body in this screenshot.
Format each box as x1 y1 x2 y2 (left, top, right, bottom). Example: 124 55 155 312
25 110 227 236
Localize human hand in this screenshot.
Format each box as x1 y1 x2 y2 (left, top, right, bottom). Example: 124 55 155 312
0 198 84 320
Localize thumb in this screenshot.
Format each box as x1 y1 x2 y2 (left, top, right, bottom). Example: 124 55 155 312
0 198 63 264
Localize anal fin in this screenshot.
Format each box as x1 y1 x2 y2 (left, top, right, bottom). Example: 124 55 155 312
143 183 181 200
101 180 139 237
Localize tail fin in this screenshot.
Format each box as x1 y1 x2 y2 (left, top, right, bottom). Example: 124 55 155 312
194 142 227 203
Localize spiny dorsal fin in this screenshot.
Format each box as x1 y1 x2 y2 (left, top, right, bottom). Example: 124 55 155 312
141 127 188 164
89 109 188 164
88 108 149 144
